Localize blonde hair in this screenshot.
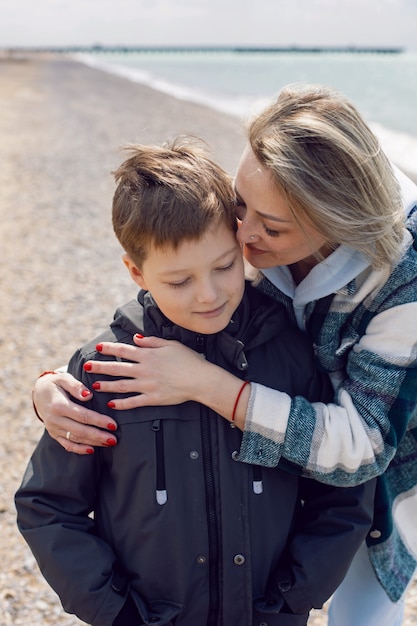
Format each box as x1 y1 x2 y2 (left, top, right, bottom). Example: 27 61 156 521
112 137 236 267
248 83 405 268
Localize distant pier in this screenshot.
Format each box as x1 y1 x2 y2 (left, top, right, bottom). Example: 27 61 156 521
0 45 405 56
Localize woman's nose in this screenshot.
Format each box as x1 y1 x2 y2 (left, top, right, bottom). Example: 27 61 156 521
237 219 258 245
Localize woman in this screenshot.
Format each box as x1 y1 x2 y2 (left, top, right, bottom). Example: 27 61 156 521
33 84 417 626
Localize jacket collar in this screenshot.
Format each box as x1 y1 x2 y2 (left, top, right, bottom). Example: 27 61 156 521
111 283 289 372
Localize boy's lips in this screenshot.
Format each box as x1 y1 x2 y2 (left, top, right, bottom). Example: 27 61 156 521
195 303 227 318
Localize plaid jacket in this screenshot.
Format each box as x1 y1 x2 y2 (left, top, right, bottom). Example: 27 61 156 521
238 210 417 601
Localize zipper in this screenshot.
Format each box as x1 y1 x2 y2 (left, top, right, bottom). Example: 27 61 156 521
197 334 222 626
195 334 205 353
200 405 221 626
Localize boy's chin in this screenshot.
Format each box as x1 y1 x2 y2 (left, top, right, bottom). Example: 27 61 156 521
191 320 232 335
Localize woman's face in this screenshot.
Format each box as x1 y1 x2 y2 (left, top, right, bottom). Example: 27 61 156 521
234 145 330 272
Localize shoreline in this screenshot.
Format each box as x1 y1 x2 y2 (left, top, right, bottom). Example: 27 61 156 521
77 51 417 183
1 55 416 625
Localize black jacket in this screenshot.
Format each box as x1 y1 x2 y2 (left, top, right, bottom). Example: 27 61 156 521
16 284 375 626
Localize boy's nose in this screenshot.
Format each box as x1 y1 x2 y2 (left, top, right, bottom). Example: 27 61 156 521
196 280 218 303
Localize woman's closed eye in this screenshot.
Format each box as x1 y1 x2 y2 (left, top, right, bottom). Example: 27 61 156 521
234 197 246 221
234 197 279 237
263 224 280 237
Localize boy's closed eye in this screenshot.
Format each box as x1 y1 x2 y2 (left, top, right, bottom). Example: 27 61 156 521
167 259 238 289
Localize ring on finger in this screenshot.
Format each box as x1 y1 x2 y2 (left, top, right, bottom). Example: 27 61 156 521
65 431 71 441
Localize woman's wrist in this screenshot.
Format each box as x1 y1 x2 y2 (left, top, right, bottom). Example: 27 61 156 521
229 380 251 430
32 371 58 422
232 381 250 423
192 360 250 430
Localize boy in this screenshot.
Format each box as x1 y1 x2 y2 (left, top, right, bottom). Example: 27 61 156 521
15 137 375 626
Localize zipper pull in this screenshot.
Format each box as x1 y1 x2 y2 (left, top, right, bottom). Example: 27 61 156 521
252 466 263 494
152 420 167 505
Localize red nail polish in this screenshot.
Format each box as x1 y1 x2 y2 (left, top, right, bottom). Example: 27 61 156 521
135 333 144 339
83 362 92 371
87 448 95 455
108 423 116 431
96 343 103 352
106 438 117 446
107 401 116 409
92 382 100 390
81 389 91 397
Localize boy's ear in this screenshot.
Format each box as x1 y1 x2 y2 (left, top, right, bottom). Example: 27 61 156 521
122 254 148 290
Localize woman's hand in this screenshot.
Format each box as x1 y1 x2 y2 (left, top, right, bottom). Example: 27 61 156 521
34 336 249 456
89 336 250 430
89 336 211 409
33 372 118 454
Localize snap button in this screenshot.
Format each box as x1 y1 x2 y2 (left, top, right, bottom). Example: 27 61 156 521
196 555 207 564
233 554 245 565
278 580 291 592
369 529 382 539
231 450 239 461
190 450 199 459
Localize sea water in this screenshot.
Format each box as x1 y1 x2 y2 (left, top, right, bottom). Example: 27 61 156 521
77 50 417 176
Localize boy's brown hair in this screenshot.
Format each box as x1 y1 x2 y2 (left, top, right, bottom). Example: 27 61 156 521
112 136 237 268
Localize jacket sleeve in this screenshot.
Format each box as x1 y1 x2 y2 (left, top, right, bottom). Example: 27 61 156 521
239 267 417 487
15 428 133 626
262 477 376 614
15 346 137 626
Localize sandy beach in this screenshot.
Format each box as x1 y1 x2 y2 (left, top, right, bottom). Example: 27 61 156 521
0 54 416 625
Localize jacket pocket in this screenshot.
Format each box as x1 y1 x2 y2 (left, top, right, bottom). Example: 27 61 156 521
253 607 309 626
132 591 183 626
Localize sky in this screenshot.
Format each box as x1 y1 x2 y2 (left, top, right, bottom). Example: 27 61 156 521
1 0 417 51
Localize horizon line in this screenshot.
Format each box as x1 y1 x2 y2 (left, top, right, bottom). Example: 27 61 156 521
0 44 405 55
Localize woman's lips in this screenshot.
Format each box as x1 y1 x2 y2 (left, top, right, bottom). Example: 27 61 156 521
245 243 267 255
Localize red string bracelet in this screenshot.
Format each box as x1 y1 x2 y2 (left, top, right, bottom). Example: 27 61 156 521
38 370 58 378
231 380 250 422
32 371 57 422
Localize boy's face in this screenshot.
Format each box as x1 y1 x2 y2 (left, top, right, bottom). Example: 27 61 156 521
123 223 245 334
